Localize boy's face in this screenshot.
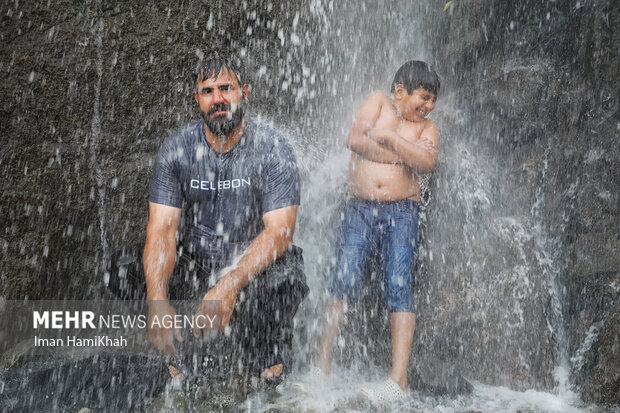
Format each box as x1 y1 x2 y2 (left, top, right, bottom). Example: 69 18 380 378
395 85 437 122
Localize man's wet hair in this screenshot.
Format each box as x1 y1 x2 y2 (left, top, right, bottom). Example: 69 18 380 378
194 54 246 89
390 60 440 96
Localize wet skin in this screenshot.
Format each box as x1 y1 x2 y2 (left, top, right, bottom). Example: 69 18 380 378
346 86 439 202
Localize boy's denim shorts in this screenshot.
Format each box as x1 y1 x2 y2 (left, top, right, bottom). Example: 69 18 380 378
329 198 419 313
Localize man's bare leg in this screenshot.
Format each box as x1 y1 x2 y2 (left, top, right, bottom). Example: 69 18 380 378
262 363 283 378
389 312 416 391
317 299 346 374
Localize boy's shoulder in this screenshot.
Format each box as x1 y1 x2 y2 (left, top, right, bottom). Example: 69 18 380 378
365 90 392 105
358 91 394 116
419 117 440 143
421 117 437 128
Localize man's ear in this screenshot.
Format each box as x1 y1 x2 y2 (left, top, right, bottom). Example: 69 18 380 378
393 84 407 101
194 88 199 104
242 84 250 103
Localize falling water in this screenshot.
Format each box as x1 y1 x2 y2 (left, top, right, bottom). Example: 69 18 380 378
243 1 609 411
0 0 616 412
89 13 110 281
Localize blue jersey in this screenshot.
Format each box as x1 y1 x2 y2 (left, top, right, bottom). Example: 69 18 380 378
149 118 300 263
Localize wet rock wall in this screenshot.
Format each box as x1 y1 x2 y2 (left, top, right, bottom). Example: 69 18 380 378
415 0 619 403
0 0 618 405
0 0 318 299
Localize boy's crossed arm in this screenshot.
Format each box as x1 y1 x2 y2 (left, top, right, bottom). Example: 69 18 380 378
346 92 439 173
346 92 401 164
369 123 439 173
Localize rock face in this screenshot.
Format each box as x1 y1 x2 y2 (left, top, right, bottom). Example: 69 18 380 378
0 1 314 299
414 0 619 403
569 271 620 404
0 0 618 406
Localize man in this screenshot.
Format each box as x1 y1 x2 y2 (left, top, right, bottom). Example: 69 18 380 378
139 55 308 380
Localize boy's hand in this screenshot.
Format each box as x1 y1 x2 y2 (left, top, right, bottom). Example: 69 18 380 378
368 128 396 145
417 137 437 154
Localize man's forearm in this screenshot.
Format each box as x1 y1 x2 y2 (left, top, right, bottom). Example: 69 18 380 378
143 235 177 301
223 226 292 292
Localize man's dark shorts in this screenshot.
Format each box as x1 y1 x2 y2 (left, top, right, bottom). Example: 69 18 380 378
106 245 308 375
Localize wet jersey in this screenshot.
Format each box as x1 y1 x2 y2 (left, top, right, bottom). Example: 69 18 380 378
149 118 300 263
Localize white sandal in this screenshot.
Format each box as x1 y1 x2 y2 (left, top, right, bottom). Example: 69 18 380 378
359 378 408 404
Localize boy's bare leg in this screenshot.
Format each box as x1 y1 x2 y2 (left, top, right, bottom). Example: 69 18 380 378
317 299 346 374
389 312 416 391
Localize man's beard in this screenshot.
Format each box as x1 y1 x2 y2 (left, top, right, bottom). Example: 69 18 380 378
202 102 245 137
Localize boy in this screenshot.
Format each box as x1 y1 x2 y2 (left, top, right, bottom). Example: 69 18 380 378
312 61 440 403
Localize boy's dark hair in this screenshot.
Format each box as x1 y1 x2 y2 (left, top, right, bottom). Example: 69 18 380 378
194 54 245 89
390 60 440 96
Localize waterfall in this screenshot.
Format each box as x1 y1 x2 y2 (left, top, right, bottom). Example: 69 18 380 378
89 14 110 282
1 1 614 411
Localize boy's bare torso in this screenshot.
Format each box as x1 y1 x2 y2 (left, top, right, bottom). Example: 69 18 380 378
349 93 430 202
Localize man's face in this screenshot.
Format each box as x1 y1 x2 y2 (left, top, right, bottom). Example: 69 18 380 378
194 68 249 137
395 86 437 122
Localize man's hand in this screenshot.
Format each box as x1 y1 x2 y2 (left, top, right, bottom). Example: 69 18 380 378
192 205 297 338
193 274 240 337
147 300 184 356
